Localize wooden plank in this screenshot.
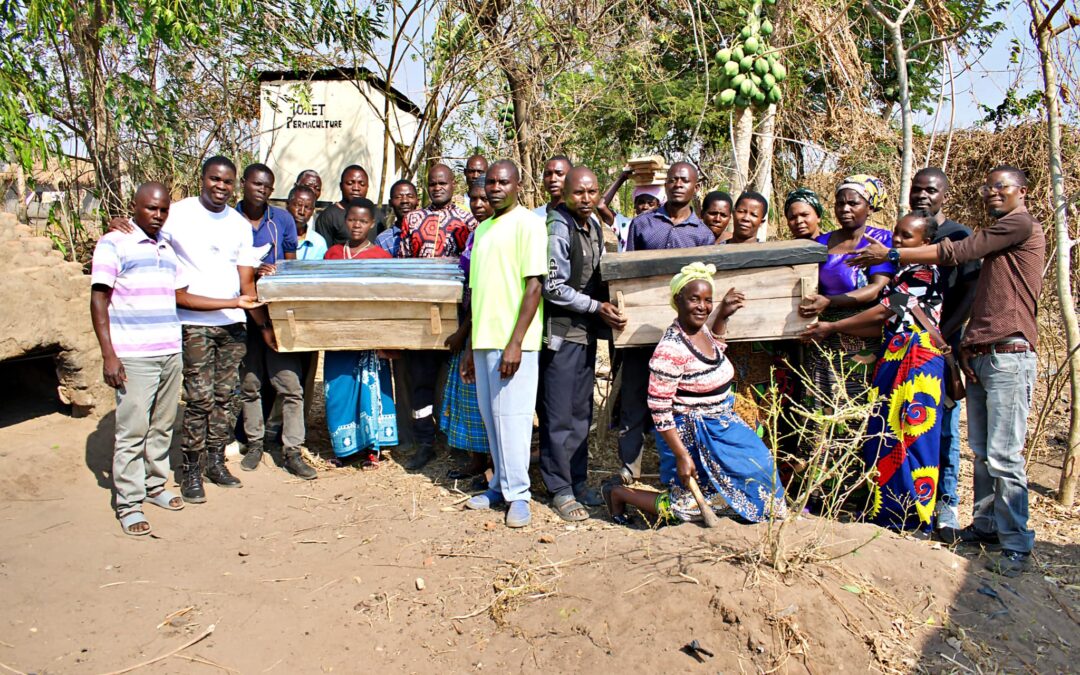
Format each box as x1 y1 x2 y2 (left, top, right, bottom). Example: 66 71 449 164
272 318 458 352
600 239 826 280
268 300 458 322
258 279 462 303
610 264 818 307
614 296 809 346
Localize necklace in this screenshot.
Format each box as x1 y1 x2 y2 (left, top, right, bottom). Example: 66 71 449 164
344 241 371 259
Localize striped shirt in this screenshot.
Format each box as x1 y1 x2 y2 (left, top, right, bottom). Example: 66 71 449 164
648 322 735 431
90 227 187 358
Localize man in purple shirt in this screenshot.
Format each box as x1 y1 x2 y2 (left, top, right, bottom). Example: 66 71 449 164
616 162 714 485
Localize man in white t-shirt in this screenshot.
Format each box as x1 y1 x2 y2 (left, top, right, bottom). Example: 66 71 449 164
164 156 269 503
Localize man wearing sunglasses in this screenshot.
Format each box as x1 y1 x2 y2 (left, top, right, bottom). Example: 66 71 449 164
849 165 1044 577
235 164 316 480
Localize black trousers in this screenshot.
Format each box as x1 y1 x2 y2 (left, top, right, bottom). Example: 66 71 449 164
539 342 596 497
406 349 447 447
616 346 653 478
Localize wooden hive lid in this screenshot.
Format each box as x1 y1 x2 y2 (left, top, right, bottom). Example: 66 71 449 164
600 239 827 281
257 258 464 303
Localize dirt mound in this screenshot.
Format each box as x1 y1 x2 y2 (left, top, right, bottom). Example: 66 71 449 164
0 212 106 415
0 410 1076 674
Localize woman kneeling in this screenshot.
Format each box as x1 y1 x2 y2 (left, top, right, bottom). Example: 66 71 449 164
605 263 787 525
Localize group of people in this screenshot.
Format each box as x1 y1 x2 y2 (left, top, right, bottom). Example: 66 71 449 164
90 152 1043 578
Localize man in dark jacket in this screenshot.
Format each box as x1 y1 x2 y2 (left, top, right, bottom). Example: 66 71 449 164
540 166 626 520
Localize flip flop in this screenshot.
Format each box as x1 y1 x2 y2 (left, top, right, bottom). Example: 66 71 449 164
552 493 589 522
118 511 151 536
146 489 184 511
362 453 380 471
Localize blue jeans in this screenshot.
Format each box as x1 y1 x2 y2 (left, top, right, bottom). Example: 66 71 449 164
473 349 539 503
937 400 962 528
966 351 1037 553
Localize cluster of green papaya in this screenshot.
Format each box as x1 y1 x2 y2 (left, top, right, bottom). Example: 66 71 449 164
713 0 786 111
497 104 515 139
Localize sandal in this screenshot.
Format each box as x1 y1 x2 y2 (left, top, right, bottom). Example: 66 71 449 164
552 493 589 522
601 481 631 526
146 489 184 511
118 510 151 536
362 452 380 471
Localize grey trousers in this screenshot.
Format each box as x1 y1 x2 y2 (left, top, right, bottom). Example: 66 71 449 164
967 351 1037 553
474 349 539 503
241 332 305 452
113 353 182 515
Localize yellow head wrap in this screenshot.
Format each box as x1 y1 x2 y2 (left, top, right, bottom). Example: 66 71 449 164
669 262 716 310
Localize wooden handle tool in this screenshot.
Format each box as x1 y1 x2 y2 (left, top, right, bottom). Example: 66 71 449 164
687 476 721 528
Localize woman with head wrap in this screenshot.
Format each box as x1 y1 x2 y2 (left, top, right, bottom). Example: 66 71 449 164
602 263 787 526
798 174 896 408
784 188 825 240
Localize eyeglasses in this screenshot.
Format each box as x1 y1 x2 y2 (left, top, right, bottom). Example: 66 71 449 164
979 182 1020 196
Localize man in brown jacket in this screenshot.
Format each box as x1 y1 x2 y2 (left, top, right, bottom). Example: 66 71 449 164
850 165 1043 577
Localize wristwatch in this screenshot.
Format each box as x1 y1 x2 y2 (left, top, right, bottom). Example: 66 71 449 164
886 248 901 264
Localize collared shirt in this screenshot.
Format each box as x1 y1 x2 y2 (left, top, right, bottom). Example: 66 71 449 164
295 227 328 260
236 202 297 265
162 197 255 326
937 206 1044 347
399 203 477 258
624 204 714 251
90 225 187 358
375 225 402 257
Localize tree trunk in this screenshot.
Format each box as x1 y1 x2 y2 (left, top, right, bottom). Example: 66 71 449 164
13 154 28 224
888 21 913 218
731 107 753 196
753 103 777 242
1027 1 1080 506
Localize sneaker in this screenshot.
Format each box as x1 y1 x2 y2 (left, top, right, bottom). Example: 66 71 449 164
506 500 531 528
466 489 505 510
241 446 264 472
956 526 1000 546
986 549 1031 577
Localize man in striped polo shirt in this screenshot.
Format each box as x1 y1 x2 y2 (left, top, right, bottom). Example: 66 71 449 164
91 182 260 535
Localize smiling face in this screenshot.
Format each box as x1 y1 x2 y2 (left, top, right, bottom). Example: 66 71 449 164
675 279 713 332
242 169 274 210
468 184 493 222
427 164 454 208
785 201 821 240
982 169 1026 218
542 159 572 201
702 199 731 237
132 184 170 238
909 172 946 216
287 190 315 227
732 198 764 242
665 163 698 208
563 168 599 221
200 163 236 211
345 205 375 244
341 168 368 201
389 182 419 220
834 189 870 231
893 214 932 249
485 162 519 214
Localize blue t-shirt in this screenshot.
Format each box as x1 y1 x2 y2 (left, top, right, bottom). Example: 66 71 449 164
236 202 298 265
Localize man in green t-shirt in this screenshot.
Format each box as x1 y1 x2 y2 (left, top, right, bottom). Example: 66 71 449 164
461 160 546 528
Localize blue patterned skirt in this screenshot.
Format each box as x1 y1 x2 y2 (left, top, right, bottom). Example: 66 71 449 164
324 351 398 458
440 352 489 453
654 405 787 523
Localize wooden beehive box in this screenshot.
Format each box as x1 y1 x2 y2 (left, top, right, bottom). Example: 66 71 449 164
601 239 826 346
257 259 463 352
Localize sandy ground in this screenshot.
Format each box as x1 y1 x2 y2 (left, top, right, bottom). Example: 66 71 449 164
1 384 1078 674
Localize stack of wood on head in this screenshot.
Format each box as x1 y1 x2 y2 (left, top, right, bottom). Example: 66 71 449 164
626 155 669 188
256 259 463 351
601 240 827 346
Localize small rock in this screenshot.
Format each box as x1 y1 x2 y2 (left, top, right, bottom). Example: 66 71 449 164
423 556 435 567
538 534 556 544
240 533 248 540
722 606 739 624
415 577 426 591
238 550 250 557
482 521 498 531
